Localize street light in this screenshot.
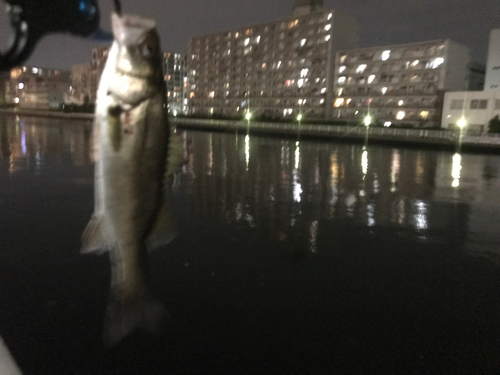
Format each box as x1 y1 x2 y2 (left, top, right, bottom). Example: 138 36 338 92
457 117 466 128
246 112 252 121
457 116 466 152
297 114 303 122
364 115 371 127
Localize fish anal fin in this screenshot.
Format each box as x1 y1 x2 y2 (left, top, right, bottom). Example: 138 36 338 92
146 201 177 252
81 214 112 254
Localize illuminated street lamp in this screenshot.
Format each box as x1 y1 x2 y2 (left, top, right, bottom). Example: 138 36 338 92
364 115 371 147
457 117 466 128
457 116 466 152
364 115 371 127
297 114 303 122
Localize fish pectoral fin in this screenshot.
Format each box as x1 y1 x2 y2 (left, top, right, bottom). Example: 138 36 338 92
145 200 177 251
81 214 113 254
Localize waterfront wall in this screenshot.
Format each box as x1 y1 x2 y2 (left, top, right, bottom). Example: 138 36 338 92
171 117 500 153
0 108 93 121
2 108 500 153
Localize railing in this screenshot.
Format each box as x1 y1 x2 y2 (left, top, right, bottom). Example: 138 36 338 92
171 117 500 148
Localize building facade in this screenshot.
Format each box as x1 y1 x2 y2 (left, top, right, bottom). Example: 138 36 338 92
187 0 357 120
164 53 189 115
485 29 500 91
70 63 93 105
333 40 472 127
5 66 71 109
441 91 500 133
441 29 500 133
70 44 110 106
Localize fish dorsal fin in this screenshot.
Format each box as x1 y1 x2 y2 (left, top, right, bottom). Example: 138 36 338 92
81 214 113 254
146 199 177 251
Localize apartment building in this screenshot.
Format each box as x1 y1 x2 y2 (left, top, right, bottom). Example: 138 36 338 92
333 40 472 127
5 66 71 109
164 53 189 115
187 0 357 120
485 29 500 91
441 29 500 133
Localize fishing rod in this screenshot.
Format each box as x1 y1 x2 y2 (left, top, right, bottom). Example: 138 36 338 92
0 0 122 71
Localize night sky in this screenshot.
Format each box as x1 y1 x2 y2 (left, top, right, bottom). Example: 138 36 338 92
1 0 499 70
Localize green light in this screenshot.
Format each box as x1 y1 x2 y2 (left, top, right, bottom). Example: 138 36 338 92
246 112 251 120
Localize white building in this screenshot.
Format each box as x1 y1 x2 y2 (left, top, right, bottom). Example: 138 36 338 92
333 40 472 127
441 29 500 133
441 91 500 133
187 0 358 120
485 29 500 91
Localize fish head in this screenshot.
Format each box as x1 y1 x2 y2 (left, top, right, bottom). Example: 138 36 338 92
106 13 164 107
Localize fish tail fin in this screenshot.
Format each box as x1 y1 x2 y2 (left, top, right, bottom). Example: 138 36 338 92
102 295 170 347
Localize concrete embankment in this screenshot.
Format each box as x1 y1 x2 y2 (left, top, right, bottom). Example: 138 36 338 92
0 108 93 121
2 109 500 153
171 117 500 154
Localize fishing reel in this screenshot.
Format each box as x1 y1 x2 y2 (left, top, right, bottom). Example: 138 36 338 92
0 0 121 71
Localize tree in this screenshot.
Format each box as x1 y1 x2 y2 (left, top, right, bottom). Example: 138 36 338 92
488 115 500 133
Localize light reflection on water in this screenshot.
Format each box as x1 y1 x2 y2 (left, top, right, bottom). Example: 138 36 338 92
0 115 92 174
3 116 500 258
171 129 500 257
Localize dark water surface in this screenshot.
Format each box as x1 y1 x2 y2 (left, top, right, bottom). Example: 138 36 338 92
2 115 500 374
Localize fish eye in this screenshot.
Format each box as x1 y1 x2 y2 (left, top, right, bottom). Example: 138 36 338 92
140 43 154 58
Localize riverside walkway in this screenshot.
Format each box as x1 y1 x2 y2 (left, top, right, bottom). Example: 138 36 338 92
171 117 500 153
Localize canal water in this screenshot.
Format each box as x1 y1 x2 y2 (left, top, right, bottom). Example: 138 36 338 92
1 115 500 374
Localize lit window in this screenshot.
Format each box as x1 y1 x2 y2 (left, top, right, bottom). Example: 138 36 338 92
426 57 444 69
368 75 375 84
301 39 307 47
338 76 346 84
321 88 326 94
396 111 405 120
190 92 195 99
325 24 331 31
356 64 367 73
398 100 404 106
285 80 295 87
328 13 333 20
420 111 429 119
337 88 343 96
244 38 250 46
209 91 215 98
320 99 325 104
277 61 282 69
339 66 346 73
339 54 346 63
14 97 19 103
412 60 419 67
256 36 261 44
325 35 331 42
381 50 391 61
18 83 24 89
300 68 308 77
334 98 344 107
298 79 304 88
381 87 388 95
262 63 266 68
235 32 239 38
